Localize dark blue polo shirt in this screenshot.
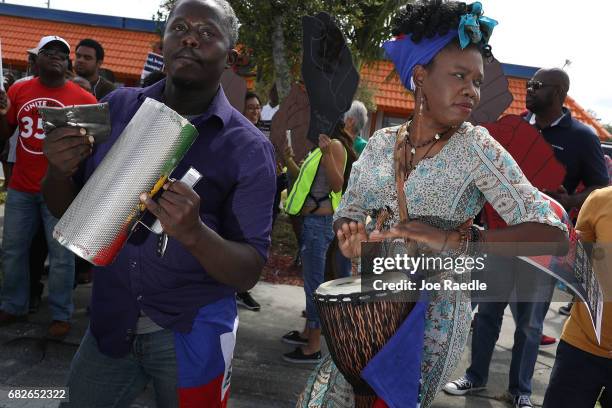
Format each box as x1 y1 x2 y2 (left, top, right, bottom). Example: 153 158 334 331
75 79 276 357
528 108 609 194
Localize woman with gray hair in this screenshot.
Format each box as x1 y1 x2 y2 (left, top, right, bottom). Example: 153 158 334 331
343 100 369 155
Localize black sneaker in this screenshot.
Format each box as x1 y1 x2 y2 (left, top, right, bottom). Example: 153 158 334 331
558 302 572 316
282 330 308 346
236 292 261 311
443 376 486 395
514 395 533 408
282 347 321 364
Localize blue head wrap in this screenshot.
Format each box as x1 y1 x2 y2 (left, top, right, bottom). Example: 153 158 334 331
383 1 498 91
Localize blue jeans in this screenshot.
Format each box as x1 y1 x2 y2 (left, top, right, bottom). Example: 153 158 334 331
301 215 334 329
61 328 178 407
1 189 74 320
466 256 556 396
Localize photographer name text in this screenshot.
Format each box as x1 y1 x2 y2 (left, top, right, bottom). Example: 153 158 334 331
373 278 487 291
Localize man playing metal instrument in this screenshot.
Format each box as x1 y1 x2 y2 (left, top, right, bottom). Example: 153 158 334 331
42 0 276 406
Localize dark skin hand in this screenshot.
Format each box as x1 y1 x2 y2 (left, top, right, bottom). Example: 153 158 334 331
334 219 375 259
370 220 568 256
139 180 263 291
334 217 568 258
545 185 606 210
41 127 92 218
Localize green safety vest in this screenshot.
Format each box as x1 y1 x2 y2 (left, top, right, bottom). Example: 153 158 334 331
285 147 347 215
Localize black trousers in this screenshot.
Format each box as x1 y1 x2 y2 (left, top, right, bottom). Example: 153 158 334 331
543 340 612 408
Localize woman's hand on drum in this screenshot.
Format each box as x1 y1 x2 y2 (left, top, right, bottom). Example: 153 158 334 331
139 180 204 248
337 221 372 258
369 219 473 253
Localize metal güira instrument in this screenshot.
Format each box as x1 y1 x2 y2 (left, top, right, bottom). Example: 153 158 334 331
53 97 199 266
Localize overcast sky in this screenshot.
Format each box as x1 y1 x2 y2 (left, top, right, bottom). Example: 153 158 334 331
5 0 612 124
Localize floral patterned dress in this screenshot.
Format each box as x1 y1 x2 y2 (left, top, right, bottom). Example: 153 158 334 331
296 122 568 408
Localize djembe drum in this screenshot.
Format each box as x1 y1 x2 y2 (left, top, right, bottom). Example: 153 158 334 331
314 273 415 408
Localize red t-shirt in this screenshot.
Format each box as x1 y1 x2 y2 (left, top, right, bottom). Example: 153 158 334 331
6 77 97 193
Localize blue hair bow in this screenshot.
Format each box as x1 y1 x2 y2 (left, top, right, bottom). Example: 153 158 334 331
458 2 498 49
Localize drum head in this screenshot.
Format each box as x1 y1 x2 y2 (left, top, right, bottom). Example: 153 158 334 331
316 276 362 296
315 272 407 296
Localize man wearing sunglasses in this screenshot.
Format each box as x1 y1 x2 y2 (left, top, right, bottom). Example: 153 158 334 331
0 36 96 338
525 68 609 207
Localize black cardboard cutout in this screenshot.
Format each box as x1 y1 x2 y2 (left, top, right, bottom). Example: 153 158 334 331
302 12 359 143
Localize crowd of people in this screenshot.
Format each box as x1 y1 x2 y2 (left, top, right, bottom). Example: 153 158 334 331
0 0 610 407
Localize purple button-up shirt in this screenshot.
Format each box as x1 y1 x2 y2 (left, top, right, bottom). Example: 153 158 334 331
75 79 276 357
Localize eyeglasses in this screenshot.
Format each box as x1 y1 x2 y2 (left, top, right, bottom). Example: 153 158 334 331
526 80 556 91
39 49 69 60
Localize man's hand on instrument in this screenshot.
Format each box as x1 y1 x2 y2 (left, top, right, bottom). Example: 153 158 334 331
43 127 93 178
337 221 371 258
0 90 10 115
140 180 203 248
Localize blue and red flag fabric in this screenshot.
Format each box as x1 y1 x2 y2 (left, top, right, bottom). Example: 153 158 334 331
361 297 428 408
174 296 238 408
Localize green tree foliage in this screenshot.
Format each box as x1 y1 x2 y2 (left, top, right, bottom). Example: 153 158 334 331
155 0 408 104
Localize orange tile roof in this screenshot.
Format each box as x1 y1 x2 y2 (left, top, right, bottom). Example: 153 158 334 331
2 10 609 142
0 14 159 84
360 61 611 141
563 95 612 142
361 61 414 114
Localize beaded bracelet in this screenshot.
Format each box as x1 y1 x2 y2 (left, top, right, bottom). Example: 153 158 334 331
466 225 486 256
446 227 468 257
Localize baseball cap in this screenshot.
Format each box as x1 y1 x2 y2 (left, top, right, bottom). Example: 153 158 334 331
30 36 70 55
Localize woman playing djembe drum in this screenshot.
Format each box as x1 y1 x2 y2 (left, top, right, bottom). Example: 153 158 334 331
297 1 569 407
